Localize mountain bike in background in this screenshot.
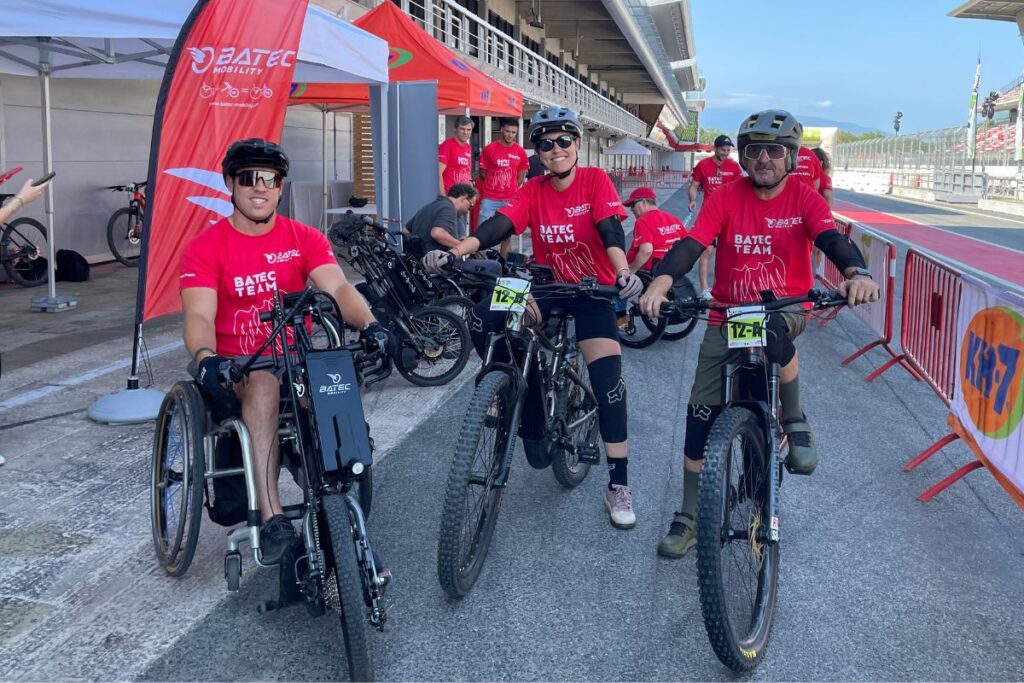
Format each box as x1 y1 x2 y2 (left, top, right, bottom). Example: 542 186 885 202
0 166 48 287
106 181 146 266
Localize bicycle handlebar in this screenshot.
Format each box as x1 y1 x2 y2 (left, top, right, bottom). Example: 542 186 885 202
448 258 620 301
659 288 847 317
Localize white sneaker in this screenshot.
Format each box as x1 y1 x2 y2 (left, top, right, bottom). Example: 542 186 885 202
699 288 712 301
604 484 636 529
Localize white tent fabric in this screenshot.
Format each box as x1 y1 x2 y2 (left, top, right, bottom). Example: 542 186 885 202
603 137 652 156
0 2 389 84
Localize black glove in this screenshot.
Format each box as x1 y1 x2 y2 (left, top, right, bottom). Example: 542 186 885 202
194 354 237 405
362 321 398 360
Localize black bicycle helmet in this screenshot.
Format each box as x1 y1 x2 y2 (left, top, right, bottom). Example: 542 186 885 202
736 110 803 170
528 106 583 144
221 138 289 178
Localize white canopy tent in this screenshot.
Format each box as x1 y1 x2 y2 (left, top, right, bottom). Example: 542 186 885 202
602 137 652 156
0 0 389 312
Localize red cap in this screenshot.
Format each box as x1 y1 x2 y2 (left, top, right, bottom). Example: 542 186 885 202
623 187 656 206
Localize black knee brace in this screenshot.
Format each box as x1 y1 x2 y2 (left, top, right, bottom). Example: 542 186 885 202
764 312 796 367
684 404 723 460
587 355 628 443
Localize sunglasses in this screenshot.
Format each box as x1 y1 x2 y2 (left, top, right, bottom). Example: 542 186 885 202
535 134 575 153
742 143 787 161
235 169 283 189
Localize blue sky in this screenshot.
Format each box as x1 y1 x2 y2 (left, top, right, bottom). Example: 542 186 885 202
690 0 1023 133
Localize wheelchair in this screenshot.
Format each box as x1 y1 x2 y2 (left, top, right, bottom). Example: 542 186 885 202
150 288 391 682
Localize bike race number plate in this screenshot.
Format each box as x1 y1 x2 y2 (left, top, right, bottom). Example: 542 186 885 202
726 305 767 349
491 277 532 329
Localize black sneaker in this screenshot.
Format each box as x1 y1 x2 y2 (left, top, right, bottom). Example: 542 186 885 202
259 514 297 565
522 437 553 470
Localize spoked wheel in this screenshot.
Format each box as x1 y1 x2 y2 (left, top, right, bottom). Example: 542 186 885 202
321 493 373 682
106 206 143 266
696 406 778 672
150 382 207 577
617 299 666 348
1 217 48 287
397 305 470 387
437 371 513 597
550 347 600 488
663 277 699 341
435 294 474 323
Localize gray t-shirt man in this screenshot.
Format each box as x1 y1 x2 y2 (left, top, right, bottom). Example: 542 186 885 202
405 184 477 254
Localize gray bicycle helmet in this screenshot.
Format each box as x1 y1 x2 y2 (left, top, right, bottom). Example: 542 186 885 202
736 110 803 170
222 138 289 178
528 106 583 144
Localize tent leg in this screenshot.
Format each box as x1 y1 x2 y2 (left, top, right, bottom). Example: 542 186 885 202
30 63 76 313
321 107 328 231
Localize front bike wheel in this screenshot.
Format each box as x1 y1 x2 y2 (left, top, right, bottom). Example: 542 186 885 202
696 406 779 672
150 382 207 577
437 371 514 597
435 294 474 322
662 277 699 341
617 300 666 348
398 305 470 387
322 493 373 682
106 206 142 266
550 348 599 488
1 217 48 287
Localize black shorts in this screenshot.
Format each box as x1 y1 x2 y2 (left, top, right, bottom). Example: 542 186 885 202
534 294 619 342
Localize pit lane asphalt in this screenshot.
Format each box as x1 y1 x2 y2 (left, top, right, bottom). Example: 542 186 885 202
140 242 1024 680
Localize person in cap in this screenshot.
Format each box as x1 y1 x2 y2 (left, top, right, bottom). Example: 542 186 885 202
688 134 744 299
622 187 688 273
639 110 879 559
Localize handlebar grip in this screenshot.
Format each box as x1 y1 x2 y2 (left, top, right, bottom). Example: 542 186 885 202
594 285 622 299
258 309 273 323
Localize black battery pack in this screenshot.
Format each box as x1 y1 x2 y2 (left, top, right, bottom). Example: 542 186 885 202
304 350 373 475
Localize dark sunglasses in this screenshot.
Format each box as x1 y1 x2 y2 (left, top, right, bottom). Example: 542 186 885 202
235 169 283 189
535 134 575 153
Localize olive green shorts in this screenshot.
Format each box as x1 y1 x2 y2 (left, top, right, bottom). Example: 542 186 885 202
688 305 808 406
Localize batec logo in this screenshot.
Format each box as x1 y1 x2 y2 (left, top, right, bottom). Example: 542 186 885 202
188 46 296 75
960 306 1024 439
389 48 413 69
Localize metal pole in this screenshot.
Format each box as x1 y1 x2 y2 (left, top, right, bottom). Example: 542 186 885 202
321 106 328 231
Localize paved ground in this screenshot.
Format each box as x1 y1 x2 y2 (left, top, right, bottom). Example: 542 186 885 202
2 187 1023 681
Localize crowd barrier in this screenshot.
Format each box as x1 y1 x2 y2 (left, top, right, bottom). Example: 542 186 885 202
608 170 690 191
832 170 893 195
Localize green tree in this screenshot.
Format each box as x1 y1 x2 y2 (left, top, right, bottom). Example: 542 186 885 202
836 129 884 144
698 127 725 145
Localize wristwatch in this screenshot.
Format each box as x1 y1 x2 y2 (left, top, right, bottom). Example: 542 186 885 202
849 267 872 279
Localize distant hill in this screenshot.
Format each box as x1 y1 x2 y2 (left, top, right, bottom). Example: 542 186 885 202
699 107 880 135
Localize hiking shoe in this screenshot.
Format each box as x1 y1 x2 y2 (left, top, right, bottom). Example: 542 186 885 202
604 484 636 529
657 512 696 558
259 514 297 565
783 418 817 475
522 437 553 470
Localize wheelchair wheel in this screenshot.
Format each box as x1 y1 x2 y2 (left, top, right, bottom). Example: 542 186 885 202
663 277 699 341
151 381 208 577
321 493 373 681
311 312 343 350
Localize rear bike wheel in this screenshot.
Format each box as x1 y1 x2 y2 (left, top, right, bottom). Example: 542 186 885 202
322 493 373 682
437 371 514 597
1 217 48 287
106 206 143 266
696 406 779 672
550 346 599 488
150 382 207 577
397 305 470 387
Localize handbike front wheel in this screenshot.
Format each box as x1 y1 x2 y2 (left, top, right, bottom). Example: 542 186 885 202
150 381 207 577
617 301 666 348
437 371 514 597
398 305 471 387
696 406 778 672
321 493 373 682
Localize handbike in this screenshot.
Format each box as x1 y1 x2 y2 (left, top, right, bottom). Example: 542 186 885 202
662 288 845 671
436 260 618 598
150 287 392 681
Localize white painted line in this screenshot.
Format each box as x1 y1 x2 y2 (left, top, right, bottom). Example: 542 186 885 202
0 340 183 413
860 192 1024 227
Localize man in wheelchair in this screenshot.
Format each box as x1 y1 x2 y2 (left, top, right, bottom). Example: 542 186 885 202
180 138 394 564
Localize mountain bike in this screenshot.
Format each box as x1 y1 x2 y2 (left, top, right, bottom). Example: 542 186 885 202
436 261 618 597
662 288 845 671
106 180 146 266
0 166 48 287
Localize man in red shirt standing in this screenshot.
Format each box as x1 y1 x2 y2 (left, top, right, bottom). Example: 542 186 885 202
622 186 687 273
478 117 529 255
792 146 833 207
688 134 744 299
439 115 475 238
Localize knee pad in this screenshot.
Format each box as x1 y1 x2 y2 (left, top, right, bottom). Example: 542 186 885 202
684 404 723 460
587 355 628 443
764 313 796 366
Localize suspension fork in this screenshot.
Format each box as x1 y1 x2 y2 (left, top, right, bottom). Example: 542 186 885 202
491 335 538 489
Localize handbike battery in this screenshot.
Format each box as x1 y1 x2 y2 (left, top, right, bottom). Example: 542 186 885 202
304 350 373 476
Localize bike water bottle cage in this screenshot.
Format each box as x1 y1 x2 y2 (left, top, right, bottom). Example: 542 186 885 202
235 169 283 189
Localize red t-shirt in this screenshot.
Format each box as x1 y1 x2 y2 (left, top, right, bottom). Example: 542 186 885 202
479 140 529 201
689 177 836 323
438 137 473 191
498 167 627 285
820 169 833 192
791 147 823 192
626 208 688 270
691 156 743 197
180 216 337 356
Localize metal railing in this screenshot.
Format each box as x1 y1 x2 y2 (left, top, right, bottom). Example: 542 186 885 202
391 0 648 139
834 125 1018 172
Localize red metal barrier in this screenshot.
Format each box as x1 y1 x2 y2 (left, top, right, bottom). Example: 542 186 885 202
609 170 690 191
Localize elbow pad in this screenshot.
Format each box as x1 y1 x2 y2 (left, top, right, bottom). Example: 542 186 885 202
815 229 866 272
596 217 626 252
654 237 705 281
474 213 515 250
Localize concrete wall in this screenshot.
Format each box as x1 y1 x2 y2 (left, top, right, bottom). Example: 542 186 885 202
0 75 352 263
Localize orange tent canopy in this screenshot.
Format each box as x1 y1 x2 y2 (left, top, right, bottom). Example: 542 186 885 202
288 1 522 117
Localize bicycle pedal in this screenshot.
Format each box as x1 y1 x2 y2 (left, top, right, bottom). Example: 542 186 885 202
576 443 601 465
